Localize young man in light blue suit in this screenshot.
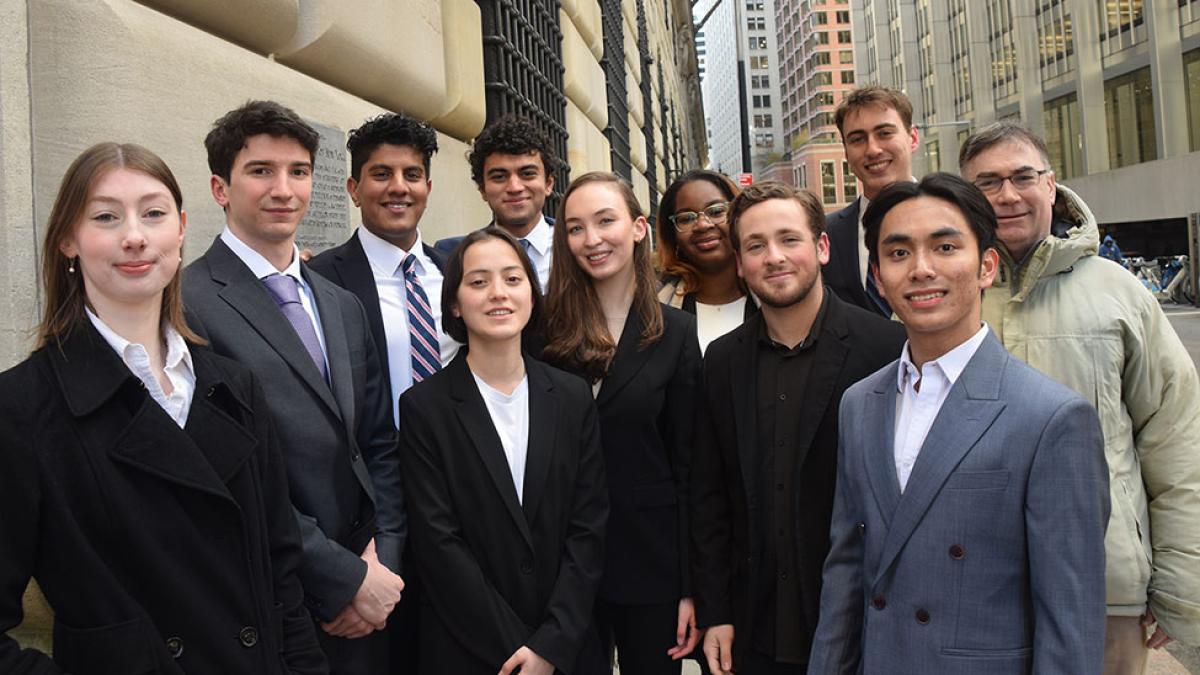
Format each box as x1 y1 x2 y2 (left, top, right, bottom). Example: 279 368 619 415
807 173 1109 675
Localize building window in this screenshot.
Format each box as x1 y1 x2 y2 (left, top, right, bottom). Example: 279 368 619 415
751 55 770 69
752 74 770 88
813 111 835 127
987 0 1019 100
837 30 852 43
754 113 774 127
755 132 775 147
821 160 838 205
746 0 764 10
753 95 772 108
814 71 833 86
839 49 854 64
841 70 855 84
1036 0 1074 80
815 11 828 25
1043 93 1083 179
749 36 768 50
1099 0 1145 55
925 139 940 173
1104 66 1157 168
749 17 766 30
813 51 831 66
842 160 857 201
836 10 851 23
814 91 834 107
1186 48 1200 152
816 32 830 45
949 0 973 116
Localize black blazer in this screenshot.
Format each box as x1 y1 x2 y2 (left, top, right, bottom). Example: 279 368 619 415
399 353 607 675
689 291 906 662
0 324 327 675
432 216 556 256
590 305 701 604
309 231 449 410
183 237 403 622
822 198 880 315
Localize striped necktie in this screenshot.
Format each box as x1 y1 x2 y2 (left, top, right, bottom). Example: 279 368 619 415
401 254 440 382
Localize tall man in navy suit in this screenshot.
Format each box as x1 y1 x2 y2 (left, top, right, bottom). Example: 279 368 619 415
182 101 406 675
822 86 919 317
309 112 459 673
807 173 1109 674
434 115 557 290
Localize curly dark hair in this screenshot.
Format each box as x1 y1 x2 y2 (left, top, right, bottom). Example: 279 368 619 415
347 112 439 181
205 100 319 182
468 115 557 187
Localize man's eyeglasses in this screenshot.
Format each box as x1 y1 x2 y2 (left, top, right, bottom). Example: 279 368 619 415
972 169 1052 194
669 202 730 232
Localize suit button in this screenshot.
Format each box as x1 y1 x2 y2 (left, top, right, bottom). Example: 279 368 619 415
520 559 533 574
239 626 259 647
165 636 184 658
351 518 361 529
871 596 886 610
949 544 965 560
857 522 866 535
915 609 930 624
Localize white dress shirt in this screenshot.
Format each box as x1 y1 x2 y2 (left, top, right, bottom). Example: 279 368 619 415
473 373 530 504
220 227 328 363
694 297 748 355
516 214 553 293
893 324 990 492
855 194 871 289
357 226 460 425
87 309 196 428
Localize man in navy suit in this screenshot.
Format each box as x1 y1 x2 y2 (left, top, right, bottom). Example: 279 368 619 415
807 173 1109 674
434 115 557 291
183 100 406 675
822 86 919 317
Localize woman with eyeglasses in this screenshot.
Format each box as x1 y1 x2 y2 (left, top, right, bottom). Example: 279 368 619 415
543 172 702 675
0 143 326 674
656 170 756 354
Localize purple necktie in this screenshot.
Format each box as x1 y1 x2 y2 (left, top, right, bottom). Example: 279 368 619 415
262 273 328 381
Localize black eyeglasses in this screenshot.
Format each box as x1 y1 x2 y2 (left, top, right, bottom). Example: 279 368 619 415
669 202 730 232
972 169 1052 194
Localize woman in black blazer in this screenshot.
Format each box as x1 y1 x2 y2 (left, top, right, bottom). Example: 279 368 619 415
0 143 326 675
543 173 703 675
398 227 608 675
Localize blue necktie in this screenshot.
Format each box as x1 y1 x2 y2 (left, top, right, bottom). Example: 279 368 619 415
402 255 440 383
262 273 328 381
865 265 892 317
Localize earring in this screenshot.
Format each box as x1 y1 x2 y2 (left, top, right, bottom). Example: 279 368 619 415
68 258 75 273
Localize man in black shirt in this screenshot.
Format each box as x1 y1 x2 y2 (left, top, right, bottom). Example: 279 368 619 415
691 182 905 675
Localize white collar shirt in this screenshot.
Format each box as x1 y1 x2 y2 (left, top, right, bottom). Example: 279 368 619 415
472 373 530 504
220 226 327 359
893 324 990 492
357 226 459 426
855 194 872 289
511 214 553 293
87 309 196 428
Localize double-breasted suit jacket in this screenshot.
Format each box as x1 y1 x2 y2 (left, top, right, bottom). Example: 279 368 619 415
689 292 906 664
808 332 1110 675
592 305 700 604
308 231 449 400
399 354 608 675
183 237 403 621
0 324 326 675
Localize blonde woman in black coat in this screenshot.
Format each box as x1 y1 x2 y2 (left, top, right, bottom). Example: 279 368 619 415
0 143 326 674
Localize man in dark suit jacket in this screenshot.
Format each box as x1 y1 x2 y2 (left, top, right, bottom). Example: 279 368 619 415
433 115 558 291
309 111 458 674
822 86 920 317
691 182 906 675
182 101 405 675
808 174 1108 674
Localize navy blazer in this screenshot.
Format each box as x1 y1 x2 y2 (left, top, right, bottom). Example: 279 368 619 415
309 231 449 413
0 324 327 675
183 237 404 623
822 199 878 315
808 332 1109 674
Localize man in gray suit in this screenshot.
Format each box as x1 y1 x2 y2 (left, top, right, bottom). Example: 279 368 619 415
807 173 1109 674
182 101 405 674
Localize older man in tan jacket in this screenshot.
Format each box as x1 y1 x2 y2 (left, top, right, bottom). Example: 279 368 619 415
960 122 1200 675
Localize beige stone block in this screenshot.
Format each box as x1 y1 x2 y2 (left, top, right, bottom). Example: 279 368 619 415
630 123 647 173
274 0 448 123
25 0 486 267
631 170 650 215
566 101 593 179
627 71 644 127
623 23 639 74
431 0 486 139
135 0 298 54
561 14 609 132
562 0 602 59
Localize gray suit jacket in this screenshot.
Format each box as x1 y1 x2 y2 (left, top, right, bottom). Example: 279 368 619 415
183 237 404 623
808 332 1108 675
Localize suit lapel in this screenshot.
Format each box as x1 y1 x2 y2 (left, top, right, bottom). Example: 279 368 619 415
519 357 557 524
307 268 355 423
448 356 535 549
872 336 1008 586
789 299 850 471
862 378 902 526
729 324 760 508
206 240 341 417
338 234 389 379
596 312 654 408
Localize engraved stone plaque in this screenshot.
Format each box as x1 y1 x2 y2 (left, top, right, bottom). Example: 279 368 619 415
296 120 350 254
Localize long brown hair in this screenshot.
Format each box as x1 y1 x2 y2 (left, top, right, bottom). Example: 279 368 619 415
37 142 202 349
543 172 663 382
655 169 741 296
